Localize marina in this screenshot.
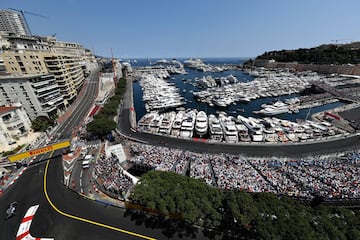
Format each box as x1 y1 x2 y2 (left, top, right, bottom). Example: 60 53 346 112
133 58 357 143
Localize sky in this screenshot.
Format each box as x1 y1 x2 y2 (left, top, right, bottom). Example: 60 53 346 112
2 0 360 59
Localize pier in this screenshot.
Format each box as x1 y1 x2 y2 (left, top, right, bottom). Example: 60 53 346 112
312 81 359 103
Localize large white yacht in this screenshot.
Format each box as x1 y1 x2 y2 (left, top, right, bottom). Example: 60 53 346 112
159 112 176 135
183 58 204 68
138 112 158 132
153 59 187 75
219 114 238 143
149 113 163 134
240 116 264 142
195 111 208 137
171 111 185 137
256 100 290 116
208 114 224 141
256 106 289 116
235 118 251 142
180 110 197 138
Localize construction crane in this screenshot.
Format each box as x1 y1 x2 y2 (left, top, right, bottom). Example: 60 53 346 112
8 8 48 36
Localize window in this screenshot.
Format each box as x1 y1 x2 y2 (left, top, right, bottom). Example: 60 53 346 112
2 114 11 122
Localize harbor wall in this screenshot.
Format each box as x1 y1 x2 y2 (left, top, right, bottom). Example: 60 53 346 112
255 61 360 76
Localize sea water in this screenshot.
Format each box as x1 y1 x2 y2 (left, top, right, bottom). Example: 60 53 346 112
131 58 345 122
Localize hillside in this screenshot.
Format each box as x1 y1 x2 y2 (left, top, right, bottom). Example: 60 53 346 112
256 42 360 64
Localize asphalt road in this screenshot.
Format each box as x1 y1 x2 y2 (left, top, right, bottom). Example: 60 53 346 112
1 70 209 240
56 69 100 140
118 77 360 157
0 157 46 240
1 153 209 239
1 68 103 239
70 159 92 195
1 72 359 240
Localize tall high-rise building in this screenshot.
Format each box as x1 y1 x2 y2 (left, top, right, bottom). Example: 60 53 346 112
0 9 31 36
0 74 65 119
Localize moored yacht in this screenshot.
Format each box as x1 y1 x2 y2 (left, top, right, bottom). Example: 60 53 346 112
195 111 208 137
246 117 264 142
138 112 158 132
171 111 185 137
159 111 176 135
235 118 251 142
180 109 197 138
208 114 224 141
149 112 162 134
256 106 289 116
219 115 238 143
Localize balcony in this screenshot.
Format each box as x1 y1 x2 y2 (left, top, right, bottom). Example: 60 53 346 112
46 62 62 67
3 115 21 124
42 105 57 113
35 84 58 94
6 121 24 131
32 80 52 88
41 92 61 101
42 95 64 107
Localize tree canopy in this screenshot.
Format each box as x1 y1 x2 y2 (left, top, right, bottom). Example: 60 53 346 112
255 42 360 65
86 78 126 138
130 170 360 239
86 115 116 136
31 116 54 132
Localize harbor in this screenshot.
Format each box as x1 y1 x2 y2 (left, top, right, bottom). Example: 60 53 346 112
132 58 358 143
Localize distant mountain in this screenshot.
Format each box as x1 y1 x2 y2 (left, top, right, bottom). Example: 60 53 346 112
256 42 360 64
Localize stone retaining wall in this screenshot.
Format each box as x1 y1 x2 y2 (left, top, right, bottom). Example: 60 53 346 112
255 61 360 75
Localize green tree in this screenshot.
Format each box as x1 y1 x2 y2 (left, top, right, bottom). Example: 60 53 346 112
86 116 116 137
256 42 360 64
129 170 360 239
31 116 52 132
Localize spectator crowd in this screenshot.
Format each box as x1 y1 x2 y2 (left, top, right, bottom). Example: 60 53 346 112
93 142 359 201
94 153 133 197
128 143 360 200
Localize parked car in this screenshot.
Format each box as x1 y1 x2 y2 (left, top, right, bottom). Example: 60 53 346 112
5 202 18 219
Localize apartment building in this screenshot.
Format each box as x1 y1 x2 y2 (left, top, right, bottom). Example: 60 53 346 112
0 104 32 146
0 9 31 36
0 33 94 105
43 54 84 104
0 74 64 119
0 55 5 73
